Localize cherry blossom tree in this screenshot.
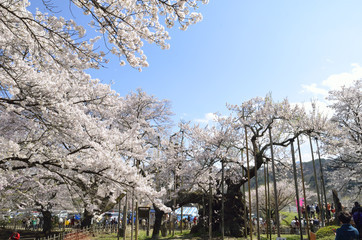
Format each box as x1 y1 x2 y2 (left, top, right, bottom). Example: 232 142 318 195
0 0 207 71
0 84 173 230
249 178 317 220
323 79 362 197
0 0 207 232
151 95 333 238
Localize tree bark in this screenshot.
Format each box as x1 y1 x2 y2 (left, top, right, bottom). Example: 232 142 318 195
153 181 249 238
224 179 248 237
332 189 342 225
81 209 93 228
41 210 52 235
151 150 265 238
151 205 165 240
194 179 248 237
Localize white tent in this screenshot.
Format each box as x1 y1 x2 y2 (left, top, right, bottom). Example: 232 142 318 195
175 207 198 217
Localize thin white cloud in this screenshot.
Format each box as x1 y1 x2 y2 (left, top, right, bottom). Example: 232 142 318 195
291 100 334 118
301 83 328 96
325 58 334 64
322 63 362 90
302 63 362 97
194 112 217 124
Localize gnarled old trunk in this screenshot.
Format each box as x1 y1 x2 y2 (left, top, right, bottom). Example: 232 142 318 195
223 179 248 237
41 210 52 235
151 206 165 240
81 209 93 228
192 179 249 237
152 179 249 238
332 189 342 225
152 152 264 238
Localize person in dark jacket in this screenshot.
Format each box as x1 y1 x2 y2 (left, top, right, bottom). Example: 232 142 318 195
352 202 362 239
335 211 359 240
352 202 361 214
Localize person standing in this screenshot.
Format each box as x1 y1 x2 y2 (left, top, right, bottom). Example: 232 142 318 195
316 204 320 220
8 232 20 240
302 206 306 219
307 205 311 218
36 216 40 230
291 217 297 234
32 217 37 230
327 203 331 219
58 217 64 229
352 202 362 239
352 202 361 214
335 211 359 240
331 203 336 218
310 204 316 218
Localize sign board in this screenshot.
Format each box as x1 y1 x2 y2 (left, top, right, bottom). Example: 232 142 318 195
138 207 150 219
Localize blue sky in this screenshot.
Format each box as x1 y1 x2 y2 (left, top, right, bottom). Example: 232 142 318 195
31 0 362 124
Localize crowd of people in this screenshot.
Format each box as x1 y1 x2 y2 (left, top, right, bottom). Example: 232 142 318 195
302 202 336 221
289 201 362 239
7 202 361 239
21 215 42 231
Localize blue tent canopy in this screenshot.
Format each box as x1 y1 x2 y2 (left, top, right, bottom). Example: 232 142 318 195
175 207 198 217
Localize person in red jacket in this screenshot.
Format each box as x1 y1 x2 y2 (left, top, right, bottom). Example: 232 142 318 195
9 232 20 240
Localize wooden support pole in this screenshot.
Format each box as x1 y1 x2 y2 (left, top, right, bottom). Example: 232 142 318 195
117 196 121 240
269 127 280 237
242 148 247 238
266 161 272 240
264 162 269 239
297 136 310 240
131 189 135 240
315 137 329 225
309 135 323 227
290 140 304 240
254 146 260 240
221 158 225 240
209 167 213 240
135 201 139 240
122 193 128 240
245 126 253 240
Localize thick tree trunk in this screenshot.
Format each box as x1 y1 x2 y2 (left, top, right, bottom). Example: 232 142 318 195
81 209 93 228
332 189 342 225
151 205 165 240
192 180 248 237
152 184 249 238
41 210 52 235
151 152 264 239
224 179 248 237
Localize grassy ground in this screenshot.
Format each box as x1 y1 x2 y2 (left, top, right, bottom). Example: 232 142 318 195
0 228 308 240
280 211 298 226
92 229 195 240
260 234 307 240
91 230 307 240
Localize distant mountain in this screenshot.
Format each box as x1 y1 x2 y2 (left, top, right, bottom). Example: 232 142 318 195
248 158 360 205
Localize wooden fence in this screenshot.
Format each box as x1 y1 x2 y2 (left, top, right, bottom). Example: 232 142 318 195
3 221 321 239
